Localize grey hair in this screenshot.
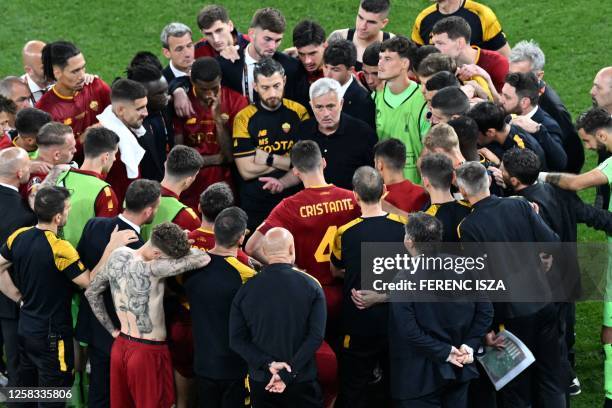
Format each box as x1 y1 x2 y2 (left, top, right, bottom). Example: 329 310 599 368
455 161 490 197
509 40 546 72
160 22 192 49
309 77 342 101
0 76 26 99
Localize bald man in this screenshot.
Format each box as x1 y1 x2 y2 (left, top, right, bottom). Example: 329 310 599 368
230 227 326 408
593 67 612 114
0 147 36 387
22 40 52 104
0 76 32 112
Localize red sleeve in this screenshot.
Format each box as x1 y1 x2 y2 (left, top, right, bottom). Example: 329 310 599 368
173 207 202 231
227 91 249 131
237 249 250 265
413 189 429 212
96 79 112 111
257 199 291 235
94 186 120 217
0 134 12 150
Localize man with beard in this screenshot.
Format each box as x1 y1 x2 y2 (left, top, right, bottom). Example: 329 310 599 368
174 57 248 212
591 67 612 210
127 61 174 182
36 41 111 163
232 58 309 232
22 40 53 104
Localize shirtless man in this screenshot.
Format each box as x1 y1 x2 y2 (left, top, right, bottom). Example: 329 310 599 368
328 0 394 71
85 222 210 408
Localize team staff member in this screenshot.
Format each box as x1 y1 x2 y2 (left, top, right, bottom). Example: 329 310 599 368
421 153 471 242
174 57 248 212
57 128 120 247
0 186 136 404
185 207 256 408
195 4 250 58
232 58 309 232
456 162 565 407
374 139 428 215
74 179 161 408
296 78 376 190
412 0 510 57
390 212 493 407
0 148 37 387
189 182 251 265
538 108 612 405
330 166 407 408
36 41 111 163
230 228 326 408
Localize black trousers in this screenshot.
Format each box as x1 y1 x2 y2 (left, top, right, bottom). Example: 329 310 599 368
336 335 389 408
0 318 19 386
498 304 566 408
250 380 323 408
197 376 246 408
17 333 75 408
394 381 470 408
87 344 111 408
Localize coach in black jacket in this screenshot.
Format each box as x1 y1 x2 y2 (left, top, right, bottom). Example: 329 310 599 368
389 213 493 407
0 148 37 386
74 180 160 408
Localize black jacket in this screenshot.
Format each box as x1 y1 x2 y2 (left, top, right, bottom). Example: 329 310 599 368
0 185 36 319
539 84 584 173
138 110 174 182
530 106 567 171
75 216 144 354
217 49 310 108
342 79 375 130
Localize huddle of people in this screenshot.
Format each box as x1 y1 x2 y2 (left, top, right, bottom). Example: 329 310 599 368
0 0 611 407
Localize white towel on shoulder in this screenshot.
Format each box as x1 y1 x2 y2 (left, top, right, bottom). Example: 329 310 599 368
97 105 145 179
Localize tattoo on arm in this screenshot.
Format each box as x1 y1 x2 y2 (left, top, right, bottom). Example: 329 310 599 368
546 173 562 187
85 268 116 335
148 249 209 278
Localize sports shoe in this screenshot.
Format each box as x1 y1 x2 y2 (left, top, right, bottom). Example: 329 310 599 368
568 377 581 396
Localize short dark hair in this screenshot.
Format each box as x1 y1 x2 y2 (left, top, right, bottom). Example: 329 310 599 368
352 166 384 204
431 16 471 42
41 41 81 82
126 62 163 83
214 207 248 247
505 72 540 106
199 182 234 222
467 102 507 133
191 57 222 83
380 36 416 60
0 95 17 115
293 20 326 48
150 222 191 258
448 116 480 161
111 79 147 103
360 0 391 15
373 138 406 171
165 145 204 179
404 212 443 252
502 148 541 185
431 86 469 117
425 71 460 91
37 122 72 147
455 161 489 196
254 58 285 82
576 107 612 135
412 45 440 73
129 51 163 71
362 41 382 66
197 4 230 30
15 108 52 137
34 186 70 223
417 53 456 78
83 127 119 158
323 40 357 68
124 179 161 212
290 140 322 172
420 153 454 190
250 8 286 33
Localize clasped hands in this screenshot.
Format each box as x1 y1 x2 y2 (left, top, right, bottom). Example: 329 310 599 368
446 344 474 368
266 361 292 393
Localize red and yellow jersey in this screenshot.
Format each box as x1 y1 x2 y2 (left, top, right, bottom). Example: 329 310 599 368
385 180 428 213
257 185 360 285
188 227 251 265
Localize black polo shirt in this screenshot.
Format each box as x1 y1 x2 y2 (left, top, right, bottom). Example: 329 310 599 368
184 253 255 380
1 227 86 336
296 113 377 190
233 98 309 228
425 200 472 242
485 125 547 170
331 213 406 337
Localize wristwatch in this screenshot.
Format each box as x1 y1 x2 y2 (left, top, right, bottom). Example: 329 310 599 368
266 153 274 167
